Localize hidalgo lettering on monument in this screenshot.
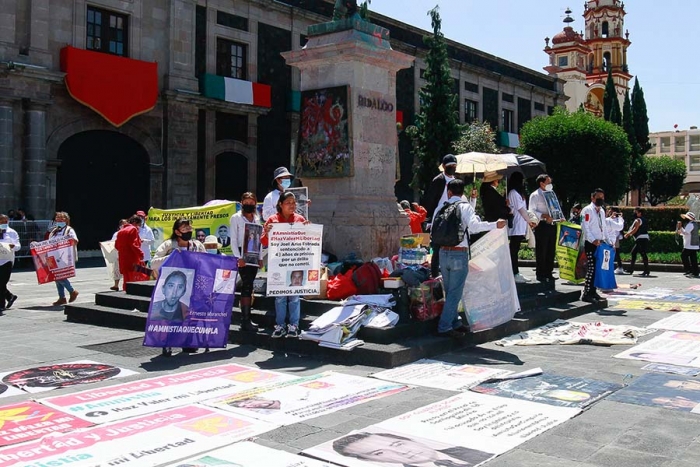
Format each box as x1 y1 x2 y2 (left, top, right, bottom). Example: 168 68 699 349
357 95 394 112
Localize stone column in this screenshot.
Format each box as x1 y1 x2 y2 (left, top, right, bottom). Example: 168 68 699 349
164 95 198 207
283 20 414 260
0 100 14 211
23 102 47 218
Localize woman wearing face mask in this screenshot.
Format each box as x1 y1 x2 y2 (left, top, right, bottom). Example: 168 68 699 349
0 214 20 312
262 167 294 221
49 211 79 306
231 192 263 332
152 218 206 275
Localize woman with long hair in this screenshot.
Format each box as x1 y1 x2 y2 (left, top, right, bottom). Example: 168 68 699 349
507 172 535 283
49 211 79 306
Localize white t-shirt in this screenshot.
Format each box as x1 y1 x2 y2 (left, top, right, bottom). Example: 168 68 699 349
681 222 699 250
139 225 155 260
262 189 282 221
507 189 527 236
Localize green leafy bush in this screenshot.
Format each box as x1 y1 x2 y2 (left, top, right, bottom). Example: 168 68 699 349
619 231 681 253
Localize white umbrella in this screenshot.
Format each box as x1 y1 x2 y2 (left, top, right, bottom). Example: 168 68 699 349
451 152 509 175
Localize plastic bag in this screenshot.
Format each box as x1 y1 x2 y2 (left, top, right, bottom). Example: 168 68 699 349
409 279 444 321
327 269 358 301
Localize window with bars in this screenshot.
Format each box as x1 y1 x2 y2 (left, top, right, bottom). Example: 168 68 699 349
86 6 128 57
216 38 247 80
464 99 478 123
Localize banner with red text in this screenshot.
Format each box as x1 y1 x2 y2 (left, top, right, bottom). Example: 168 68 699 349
30 237 75 284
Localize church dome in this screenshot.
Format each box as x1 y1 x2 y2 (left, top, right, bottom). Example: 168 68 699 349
552 26 584 45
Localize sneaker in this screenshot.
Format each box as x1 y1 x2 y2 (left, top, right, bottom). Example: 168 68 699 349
640 272 651 277
69 290 79 303
52 297 67 306
614 267 625 275
6 294 17 308
271 325 286 338
514 274 530 283
286 324 299 338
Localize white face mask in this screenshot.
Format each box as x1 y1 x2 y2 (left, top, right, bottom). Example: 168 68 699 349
280 179 292 190
545 183 553 191
206 249 218 255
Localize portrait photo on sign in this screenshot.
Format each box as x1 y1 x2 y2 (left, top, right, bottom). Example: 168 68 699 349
558 225 581 250
243 223 263 265
217 225 231 248
310 425 494 467
288 187 309 219
195 227 211 244
151 267 195 321
543 191 564 221
609 372 700 413
288 270 306 287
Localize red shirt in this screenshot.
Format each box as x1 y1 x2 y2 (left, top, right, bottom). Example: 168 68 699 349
405 205 427 234
115 224 143 273
261 212 307 247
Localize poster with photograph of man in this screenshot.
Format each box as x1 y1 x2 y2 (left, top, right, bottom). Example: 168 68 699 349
243 223 263 266
150 267 195 321
288 187 309 219
543 191 564 221
608 372 700 413
288 270 306 287
304 425 495 467
557 224 581 250
217 224 231 248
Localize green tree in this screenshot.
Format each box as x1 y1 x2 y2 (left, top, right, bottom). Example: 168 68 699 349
645 156 686 206
631 77 652 154
406 6 461 194
623 89 646 193
452 120 498 154
519 108 632 209
603 67 617 122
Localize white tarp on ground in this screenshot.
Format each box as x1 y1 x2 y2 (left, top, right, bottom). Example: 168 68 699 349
371 359 512 391
303 391 579 466
649 312 700 334
495 319 654 346
614 331 700 368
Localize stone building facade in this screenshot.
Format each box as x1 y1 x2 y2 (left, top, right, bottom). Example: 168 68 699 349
0 0 564 249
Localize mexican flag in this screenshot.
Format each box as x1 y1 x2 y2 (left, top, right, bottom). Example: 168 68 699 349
200 74 271 108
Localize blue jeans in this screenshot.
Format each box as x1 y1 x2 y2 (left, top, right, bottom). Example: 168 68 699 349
55 279 74 298
438 248 469 333
275 295 300 326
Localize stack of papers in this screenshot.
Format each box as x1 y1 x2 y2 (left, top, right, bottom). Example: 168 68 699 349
300 304 370 346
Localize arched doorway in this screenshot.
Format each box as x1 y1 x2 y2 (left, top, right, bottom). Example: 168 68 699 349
215 152 248 201
56 131 150 250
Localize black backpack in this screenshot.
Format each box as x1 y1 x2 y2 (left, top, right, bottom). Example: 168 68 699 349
431 201 468 247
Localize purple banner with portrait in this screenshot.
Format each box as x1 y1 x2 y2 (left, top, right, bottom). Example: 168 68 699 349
143 250 238 349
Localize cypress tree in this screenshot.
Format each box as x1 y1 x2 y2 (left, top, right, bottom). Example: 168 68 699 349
631 77 651 154
407 6 461 194
603 67 617 122
624 89 646 191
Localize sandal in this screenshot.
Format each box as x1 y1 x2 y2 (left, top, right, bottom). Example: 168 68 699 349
109 286 119 291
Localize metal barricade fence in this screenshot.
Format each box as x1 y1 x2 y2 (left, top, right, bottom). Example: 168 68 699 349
9 220 55 258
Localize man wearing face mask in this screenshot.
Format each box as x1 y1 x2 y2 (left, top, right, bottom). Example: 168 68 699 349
263 167 294 221
528 174 558 282
580 188 623 301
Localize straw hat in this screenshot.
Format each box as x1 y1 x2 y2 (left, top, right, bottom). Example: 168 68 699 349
681 212 696 221
203 235 222 249
483 171 503 183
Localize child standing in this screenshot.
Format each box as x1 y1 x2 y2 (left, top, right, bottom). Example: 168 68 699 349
677 212 699 278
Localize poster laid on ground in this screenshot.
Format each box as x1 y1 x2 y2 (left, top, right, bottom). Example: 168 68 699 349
0 382 23 400
29 237 75 284
642 363 700 377
661 292 700 303
266 223 323 297
612 299 700 312
40 363 293 424
371 359 512 392
462 229 519 331
0 360 137 394
470 373 622 409
205 371 408 425
556 222 586 284
304 392 579 466
650 312 700 333
0 401 93 447
143 250 238 349
287 186 310 219
495 319 654 346
243 223 263 266
305 425 496 467
148 202 237 255
166 441 333 467
99 240 120 281
614 331 700 367
0 405 277 467
608 372 700 413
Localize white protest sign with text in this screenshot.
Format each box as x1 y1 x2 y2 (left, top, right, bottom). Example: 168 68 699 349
267 223 323 297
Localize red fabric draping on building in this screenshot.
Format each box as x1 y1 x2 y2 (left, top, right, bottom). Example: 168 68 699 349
60 46 158 127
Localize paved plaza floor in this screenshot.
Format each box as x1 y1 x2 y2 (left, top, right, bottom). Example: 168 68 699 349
1 264 699 466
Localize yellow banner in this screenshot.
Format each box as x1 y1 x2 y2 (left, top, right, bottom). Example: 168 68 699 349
612 300 700 312
148 203 238 255
556 222 586 284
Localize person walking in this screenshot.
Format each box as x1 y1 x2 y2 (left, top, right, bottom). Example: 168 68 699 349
135 210 155 266
231 192 263 333
507 172 536 283
262 191 309 338
580 188 623 302
528 174 558 282
109 219 128 291
432 179 506 338
624 207 651 276
115 216 145 291
49 211 79 306
262 167 294 221
677 212 699 278
0 214 20 312
608 207 626 274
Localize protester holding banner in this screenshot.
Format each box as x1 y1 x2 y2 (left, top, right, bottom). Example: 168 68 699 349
507 172 536 283
48 212 79 306
263 167 294 221
528 174 558 283
152 218 206 274
115 216 145 291
0 214 20 312
262 191 309 338
231 192 263 333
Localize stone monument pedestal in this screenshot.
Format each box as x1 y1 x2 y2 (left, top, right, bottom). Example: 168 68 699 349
282 20 414 260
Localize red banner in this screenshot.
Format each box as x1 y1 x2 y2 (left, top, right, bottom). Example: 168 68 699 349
30 237 76 284
60 46 158 127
